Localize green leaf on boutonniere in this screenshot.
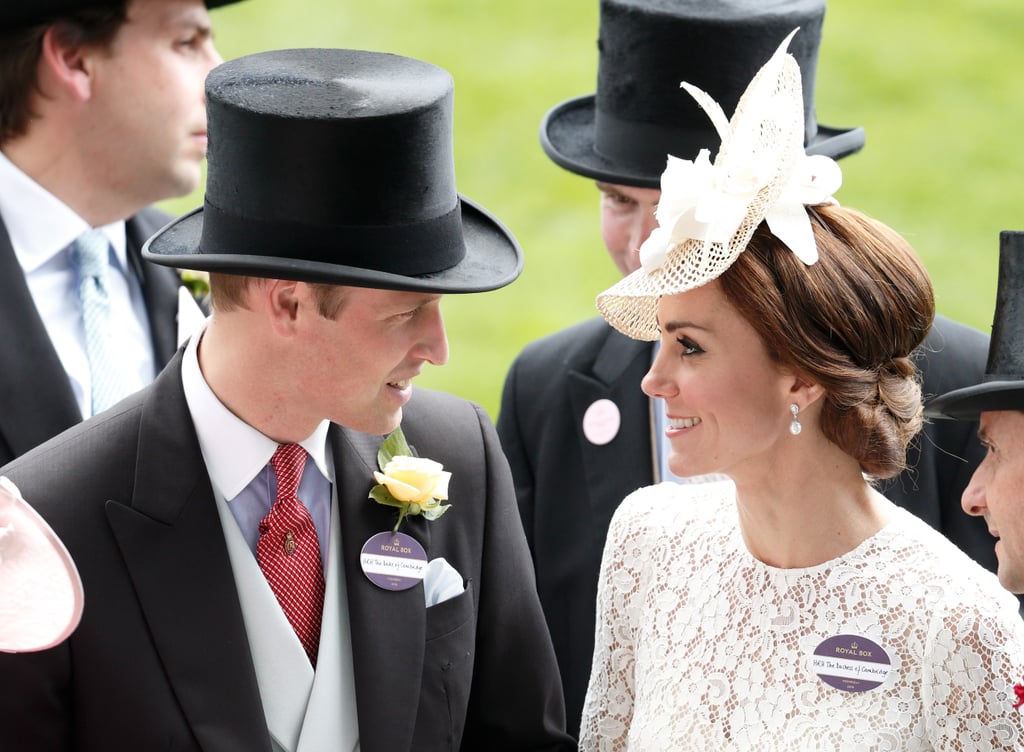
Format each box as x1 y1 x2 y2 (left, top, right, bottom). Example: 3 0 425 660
377 426 413 470
368 485 406 508
420 503 450 522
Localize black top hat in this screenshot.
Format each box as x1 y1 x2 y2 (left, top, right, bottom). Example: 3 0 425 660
144 49 523 294
542 0 866 188
2 0 243 31
926 231 1024 420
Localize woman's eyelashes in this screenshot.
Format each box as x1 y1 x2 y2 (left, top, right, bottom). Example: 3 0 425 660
677 336 704 356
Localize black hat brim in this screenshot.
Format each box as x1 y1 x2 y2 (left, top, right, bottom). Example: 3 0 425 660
925 380 1024 420
540 94 866 189
143 195 523 295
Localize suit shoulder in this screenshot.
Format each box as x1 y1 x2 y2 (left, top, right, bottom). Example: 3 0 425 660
404 387 486 430
2 395 145 503
4 395 144 465
929 313 989 350
509 317 619 372
917 314 990 391
129 206 174 238
400 389 500 479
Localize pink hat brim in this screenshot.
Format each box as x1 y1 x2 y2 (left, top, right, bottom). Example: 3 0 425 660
0 477 84 653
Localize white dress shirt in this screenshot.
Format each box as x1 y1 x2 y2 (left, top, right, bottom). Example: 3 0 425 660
0 150 157 418
179 322 333 569
181 323 359 752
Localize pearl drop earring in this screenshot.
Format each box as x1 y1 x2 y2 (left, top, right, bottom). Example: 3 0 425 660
789 404 802 436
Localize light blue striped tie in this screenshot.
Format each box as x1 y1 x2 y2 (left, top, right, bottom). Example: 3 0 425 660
71 230 130 415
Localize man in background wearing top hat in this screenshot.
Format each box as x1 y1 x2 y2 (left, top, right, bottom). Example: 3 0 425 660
497 0 998 733
0 0 244 466
0 49 575 752
928 231 1024 597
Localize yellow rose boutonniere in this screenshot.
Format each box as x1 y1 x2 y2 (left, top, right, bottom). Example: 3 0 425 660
369 427 451 533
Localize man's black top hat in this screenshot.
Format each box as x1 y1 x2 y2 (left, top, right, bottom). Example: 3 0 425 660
144 48 523 294
1 0 243 30
927 231 1024 420
542 0 866 188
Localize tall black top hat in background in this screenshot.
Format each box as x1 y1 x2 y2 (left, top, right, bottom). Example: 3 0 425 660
542 0 866 188
1 0 244 31
926 231 1024 420
144 48 523 294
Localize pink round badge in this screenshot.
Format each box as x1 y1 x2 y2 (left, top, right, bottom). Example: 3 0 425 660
582 399 621 446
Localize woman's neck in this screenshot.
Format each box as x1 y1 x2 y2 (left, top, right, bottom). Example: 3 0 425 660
729 449 895 569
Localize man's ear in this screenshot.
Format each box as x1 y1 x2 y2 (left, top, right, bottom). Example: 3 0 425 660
38 24 96 102
265 279 303 336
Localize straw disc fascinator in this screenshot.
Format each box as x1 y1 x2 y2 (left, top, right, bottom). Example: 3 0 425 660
596 29 842 341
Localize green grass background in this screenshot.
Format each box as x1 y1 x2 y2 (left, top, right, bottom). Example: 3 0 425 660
161 0 1024 420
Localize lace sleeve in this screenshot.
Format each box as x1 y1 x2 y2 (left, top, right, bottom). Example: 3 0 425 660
924 592 1024 750
579 490 651 752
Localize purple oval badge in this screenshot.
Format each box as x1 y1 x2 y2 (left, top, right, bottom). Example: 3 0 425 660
360 531 428 591
810 634 892 693
811 635 892 696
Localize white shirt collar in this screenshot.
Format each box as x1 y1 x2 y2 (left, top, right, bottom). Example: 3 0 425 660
0 149 127 273
180 321 333 501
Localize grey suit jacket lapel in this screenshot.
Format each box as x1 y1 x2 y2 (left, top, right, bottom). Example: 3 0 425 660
334 426 426 752
105 358 271 752
0 218 82 458
126 209 182 365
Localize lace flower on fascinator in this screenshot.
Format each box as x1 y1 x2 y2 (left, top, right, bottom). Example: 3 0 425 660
596 29 842 341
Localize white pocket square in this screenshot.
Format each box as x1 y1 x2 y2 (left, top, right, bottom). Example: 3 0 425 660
423 557 464 607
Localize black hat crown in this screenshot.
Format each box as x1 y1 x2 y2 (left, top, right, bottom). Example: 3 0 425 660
144 48 522 293
1 0 242 31
927 231 1024 419
542 0 865 188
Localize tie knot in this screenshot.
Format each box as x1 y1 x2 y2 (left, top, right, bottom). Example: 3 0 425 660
271 444 307 501
71 230 111 279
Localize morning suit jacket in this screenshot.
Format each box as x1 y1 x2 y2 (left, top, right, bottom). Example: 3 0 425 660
496 312 998 735
0 207 181 466
0 352 574 752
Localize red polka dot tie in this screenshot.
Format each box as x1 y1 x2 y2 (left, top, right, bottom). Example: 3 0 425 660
257 444 325 666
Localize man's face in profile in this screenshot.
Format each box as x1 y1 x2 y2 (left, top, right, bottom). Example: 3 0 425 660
963 410 1024 593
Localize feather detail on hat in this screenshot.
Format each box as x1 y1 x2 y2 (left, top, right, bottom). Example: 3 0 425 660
679 83 729 143
597 28 842 341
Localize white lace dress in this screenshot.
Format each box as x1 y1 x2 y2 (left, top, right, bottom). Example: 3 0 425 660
580 480 1024 751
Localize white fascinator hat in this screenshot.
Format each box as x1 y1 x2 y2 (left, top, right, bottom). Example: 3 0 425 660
596 29 843 341
0 477 83 653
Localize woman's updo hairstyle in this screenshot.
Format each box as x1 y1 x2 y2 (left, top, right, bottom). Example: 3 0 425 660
717 203 935 479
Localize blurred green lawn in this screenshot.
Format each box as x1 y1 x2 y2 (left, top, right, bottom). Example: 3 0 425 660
161 0 1024 419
